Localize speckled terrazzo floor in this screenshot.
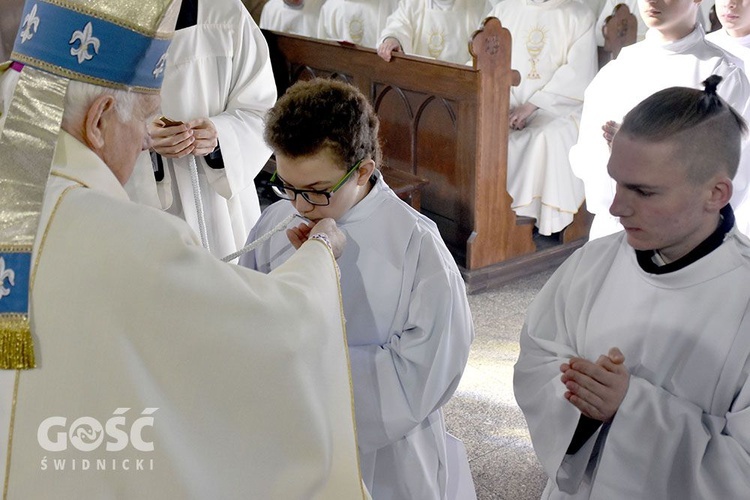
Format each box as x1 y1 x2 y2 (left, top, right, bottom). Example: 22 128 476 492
444 267 557 500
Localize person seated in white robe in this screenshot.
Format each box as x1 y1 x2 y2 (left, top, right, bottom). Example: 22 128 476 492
260 0 326 37
377 0 491 64
569 0 750 239
0 0 368 497
595 0 716 48
707 1 750 70
516 76 750 499
126 0 277 259
240 79 475 500
317 0 399 48
487 0 597 235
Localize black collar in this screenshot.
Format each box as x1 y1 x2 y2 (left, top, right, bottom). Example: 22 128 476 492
176 0 198 30
635 204 734 274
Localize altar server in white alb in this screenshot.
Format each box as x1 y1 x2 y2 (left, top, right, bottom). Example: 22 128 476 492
260 0 326 37
317 0 399 48
708 0 750 69
487 0 597 235
0 1 369 498
127 0 276 258
516 78 750 499
377 0 491 64
594 0 715 48
240 79 475 499
569 0 750 239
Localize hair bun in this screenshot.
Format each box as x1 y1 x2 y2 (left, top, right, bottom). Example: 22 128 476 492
703 75 723 96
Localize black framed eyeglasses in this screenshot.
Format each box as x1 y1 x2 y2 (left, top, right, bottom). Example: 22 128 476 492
269 159 364 206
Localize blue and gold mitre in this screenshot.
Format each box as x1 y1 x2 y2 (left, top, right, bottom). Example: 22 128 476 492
0 0 181 369
12 0 180 92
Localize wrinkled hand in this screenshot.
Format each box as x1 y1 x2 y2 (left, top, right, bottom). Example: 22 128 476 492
287 218 347 259
602 120 620 149
377 37 402 62
560 347 629 422
509 103 539 130
185 117 218 157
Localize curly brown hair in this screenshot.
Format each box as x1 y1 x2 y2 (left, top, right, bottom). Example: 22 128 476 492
264 78 382 171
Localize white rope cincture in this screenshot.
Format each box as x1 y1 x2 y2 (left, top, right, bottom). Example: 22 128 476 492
221 213 307 263
188 155 210 252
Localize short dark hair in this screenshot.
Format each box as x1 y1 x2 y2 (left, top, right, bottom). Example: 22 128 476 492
619 75 747 182
264 78 382 170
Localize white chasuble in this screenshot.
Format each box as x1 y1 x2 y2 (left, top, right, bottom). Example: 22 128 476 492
127 0 276 259
317 0 399 48
569 25 750 239
378 0 491 64
260 0 326 38
1 132 368 499
241 172 474 499
489 0 597 235
516 231 750 499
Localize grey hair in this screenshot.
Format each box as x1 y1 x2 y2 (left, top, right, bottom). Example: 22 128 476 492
61 80 139 129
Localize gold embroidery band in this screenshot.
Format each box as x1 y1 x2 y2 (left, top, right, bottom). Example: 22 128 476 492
0 67 68 369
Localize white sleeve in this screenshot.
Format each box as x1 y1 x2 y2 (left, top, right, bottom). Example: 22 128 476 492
528 9 597 117
592 345 750 496
378 1 417 52
347 228 474 453
204 13 276 200
513 249 600 493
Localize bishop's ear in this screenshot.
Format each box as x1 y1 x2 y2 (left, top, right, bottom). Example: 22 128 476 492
83 94 117 151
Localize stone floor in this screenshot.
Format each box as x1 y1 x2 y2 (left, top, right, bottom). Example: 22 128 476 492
443 267 557 500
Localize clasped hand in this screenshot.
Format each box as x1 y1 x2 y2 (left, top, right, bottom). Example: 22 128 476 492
148 117 219 158
509 103 538 130
560 347 630 422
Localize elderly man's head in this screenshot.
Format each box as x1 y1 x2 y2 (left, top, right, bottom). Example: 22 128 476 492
61 82 160 184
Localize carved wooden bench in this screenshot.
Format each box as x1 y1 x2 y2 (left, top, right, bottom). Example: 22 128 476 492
262 18 590 291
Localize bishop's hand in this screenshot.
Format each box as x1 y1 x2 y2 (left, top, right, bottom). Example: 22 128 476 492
287 218 346 259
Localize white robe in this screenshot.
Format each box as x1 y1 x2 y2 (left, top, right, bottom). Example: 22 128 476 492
594 0 714 47
707 29 750 72
569 25 750 239
0 131 368 498
126 0 276 259
317 0 399 48
515 229 750 499
260 0 326 37
378 0 491 64
489 0 597 235
240 172 474 499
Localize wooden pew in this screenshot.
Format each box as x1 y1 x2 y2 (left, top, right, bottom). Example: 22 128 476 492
598 3 638 68
262 18 588 292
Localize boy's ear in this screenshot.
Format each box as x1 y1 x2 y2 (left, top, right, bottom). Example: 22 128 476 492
356 159 376 186
706 175 732 212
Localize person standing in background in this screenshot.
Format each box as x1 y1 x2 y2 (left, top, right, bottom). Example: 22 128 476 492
260 0 327 37
126 0 277 259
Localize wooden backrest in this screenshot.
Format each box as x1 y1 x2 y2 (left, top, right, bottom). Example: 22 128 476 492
263 18 534 270
602 3 637 62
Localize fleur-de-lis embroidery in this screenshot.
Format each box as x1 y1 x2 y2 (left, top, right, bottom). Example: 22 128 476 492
20 4 40 44
69 22 100 64
153 53 167 79
0 257 15 300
